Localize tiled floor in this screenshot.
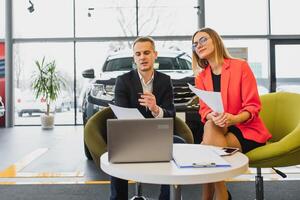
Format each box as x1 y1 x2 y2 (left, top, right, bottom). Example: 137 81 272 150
0 126 107 184
0 126 299 185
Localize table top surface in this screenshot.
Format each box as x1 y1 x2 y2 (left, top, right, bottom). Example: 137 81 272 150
100 144 249 185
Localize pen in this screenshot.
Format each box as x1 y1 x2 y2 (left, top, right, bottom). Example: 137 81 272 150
192 162 216 168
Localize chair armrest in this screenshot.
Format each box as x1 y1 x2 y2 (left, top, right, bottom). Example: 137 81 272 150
84 120 107 157
174 116 194 144
246 124 300 163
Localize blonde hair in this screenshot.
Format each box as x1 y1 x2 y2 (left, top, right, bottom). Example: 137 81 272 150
192 27 232 74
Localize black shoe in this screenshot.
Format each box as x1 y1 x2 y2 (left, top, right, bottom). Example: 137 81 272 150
227 190 232 200
130 196 147 200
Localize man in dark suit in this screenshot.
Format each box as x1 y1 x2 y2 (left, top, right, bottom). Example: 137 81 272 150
110 36 175 200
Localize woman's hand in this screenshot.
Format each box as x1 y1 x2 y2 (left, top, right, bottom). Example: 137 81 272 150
211 112 237 127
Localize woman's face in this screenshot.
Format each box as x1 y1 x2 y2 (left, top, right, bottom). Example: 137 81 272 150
193 32 214 60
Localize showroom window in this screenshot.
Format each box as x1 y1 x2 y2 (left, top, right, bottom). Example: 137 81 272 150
270 0 300 35
76 0 136 37
7 0 300 125
13 0 73 38
274 44 300 93
13 42 75 125
138 0 196 36
205 0 268 35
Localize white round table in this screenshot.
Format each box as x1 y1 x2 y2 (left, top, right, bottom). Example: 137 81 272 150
101 144 249 199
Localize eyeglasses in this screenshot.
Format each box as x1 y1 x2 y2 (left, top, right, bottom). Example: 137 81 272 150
192 37 209 51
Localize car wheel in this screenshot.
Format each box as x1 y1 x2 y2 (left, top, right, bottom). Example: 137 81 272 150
84 142 93 160
18 112 23 117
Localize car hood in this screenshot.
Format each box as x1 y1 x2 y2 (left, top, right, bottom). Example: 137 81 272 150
98 71 127 80
159 70 194 80
98 70 194 80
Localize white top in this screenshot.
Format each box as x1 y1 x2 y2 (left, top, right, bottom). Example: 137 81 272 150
100 144 249 185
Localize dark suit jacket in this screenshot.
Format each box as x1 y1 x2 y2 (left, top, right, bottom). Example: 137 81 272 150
114 69 175 118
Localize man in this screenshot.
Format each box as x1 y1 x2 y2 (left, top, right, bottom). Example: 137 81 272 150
110 36 175 200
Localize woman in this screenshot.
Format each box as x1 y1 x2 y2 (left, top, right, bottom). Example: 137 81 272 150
192 27 272 200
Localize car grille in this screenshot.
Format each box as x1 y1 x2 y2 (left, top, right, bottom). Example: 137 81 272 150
174 85 194 103
172 77 198 112
93 77 199 112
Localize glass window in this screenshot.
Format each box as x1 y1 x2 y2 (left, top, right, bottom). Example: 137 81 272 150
76 42 114 124
138 0 197 36
75 0 136 37
155 40 193 57
223 39 270 94
275 44 300 93
271 0 300 35
0 0 4 39
205 0 268 35
13 0 73 38
13 43 75 125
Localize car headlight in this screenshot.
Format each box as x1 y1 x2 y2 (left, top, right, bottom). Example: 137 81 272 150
105 85 115 96
90 83 106 99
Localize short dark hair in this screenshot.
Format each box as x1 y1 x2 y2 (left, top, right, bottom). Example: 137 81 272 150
133 36 156 51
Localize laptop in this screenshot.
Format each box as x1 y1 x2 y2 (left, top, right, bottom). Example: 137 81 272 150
107 118 173 163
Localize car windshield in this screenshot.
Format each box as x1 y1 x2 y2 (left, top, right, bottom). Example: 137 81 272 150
103 57 192 72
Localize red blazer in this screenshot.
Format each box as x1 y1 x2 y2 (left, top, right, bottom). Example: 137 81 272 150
195 58 272 143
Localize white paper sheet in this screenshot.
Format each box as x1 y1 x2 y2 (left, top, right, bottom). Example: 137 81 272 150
109 104 145 119
188 83 224 113
173 144 230 168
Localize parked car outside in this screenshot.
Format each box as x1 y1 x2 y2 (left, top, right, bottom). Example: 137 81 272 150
15 89 45 117
15 89 72 117
81 50 200 158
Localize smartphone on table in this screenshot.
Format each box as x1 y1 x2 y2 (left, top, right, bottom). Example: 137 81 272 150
219 147 239 156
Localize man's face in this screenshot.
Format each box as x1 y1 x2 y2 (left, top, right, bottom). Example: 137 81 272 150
133 41 157 72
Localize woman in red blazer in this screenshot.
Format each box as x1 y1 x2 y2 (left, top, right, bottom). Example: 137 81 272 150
192 27 272 200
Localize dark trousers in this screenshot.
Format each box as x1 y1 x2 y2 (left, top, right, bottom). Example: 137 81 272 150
110 135 186 200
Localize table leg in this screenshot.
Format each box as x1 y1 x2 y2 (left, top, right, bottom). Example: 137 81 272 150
130 182 147 200
170 185 182 200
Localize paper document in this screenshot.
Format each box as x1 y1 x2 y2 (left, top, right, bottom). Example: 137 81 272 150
173 144 230 168
188 83 224 113
109 104 145 119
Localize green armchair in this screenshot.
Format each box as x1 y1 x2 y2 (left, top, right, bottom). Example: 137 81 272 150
246 92 300 200
84 107 194 168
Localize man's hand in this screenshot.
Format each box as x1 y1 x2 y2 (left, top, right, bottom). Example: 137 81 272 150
138 91 159 114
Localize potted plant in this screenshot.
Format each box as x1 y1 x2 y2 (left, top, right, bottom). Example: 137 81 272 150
31 57 66 129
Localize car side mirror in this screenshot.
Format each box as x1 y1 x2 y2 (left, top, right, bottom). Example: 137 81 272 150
82 69 95 79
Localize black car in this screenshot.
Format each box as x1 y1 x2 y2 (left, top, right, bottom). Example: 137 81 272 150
81 50 200 159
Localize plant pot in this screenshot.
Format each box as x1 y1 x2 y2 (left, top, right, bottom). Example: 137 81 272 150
40 114 54 129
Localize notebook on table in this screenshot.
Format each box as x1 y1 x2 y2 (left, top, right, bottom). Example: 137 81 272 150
107 118 173 163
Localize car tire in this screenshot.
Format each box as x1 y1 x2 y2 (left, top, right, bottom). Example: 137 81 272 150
84 142 93 160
